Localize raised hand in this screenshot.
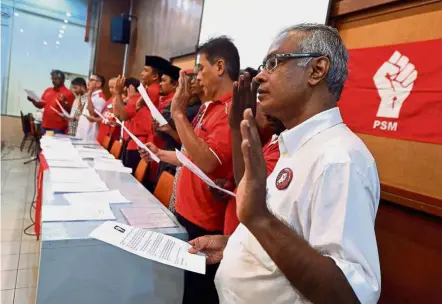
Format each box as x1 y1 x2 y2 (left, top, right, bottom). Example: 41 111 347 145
373 51 418 119
188 235 229 264
171 70 191 116
27 96 36 103
127 84 137 98
114 75 126 95
236 108 269 226
229 72 258 130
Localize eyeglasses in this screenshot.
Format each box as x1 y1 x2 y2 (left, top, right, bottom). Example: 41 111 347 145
257 53 325 73
89 78 98 82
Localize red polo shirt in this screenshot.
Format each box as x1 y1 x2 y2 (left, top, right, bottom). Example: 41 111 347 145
123 93 154 151
175 92 233 232
39 86 75 131
97 98 121 143
147 83 160 109
223 137 280 235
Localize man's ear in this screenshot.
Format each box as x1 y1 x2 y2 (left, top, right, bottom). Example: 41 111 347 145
308 56 330 86
216 59 226 77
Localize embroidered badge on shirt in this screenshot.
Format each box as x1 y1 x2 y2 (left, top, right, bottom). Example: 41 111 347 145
275 168 293 190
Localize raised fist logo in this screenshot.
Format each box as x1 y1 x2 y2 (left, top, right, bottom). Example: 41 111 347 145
373 51 418 118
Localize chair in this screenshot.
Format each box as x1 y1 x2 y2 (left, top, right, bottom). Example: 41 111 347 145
20 111 32 151
134 159 148 183
102 136 111 150
20 112 37 153
153 171 175 208
110 140 122 159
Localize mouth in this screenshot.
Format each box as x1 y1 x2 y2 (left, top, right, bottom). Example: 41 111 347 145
257 89 269 101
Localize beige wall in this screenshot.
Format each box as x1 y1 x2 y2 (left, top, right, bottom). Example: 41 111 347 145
1 115 23 147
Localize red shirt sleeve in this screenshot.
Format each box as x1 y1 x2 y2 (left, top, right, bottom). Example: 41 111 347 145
204 107 232 168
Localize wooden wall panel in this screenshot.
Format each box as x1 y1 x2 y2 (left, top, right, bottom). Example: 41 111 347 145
171 54 196 70
94 0 130 95
332 0 399 17
376 201 442 303
336 1 442 205
125 0 203 78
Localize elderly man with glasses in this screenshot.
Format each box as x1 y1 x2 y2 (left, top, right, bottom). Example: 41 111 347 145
189 23 381 304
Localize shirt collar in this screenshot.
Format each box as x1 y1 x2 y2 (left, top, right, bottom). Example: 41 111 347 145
278 107 343 155
161 92 175 101
214 91 233 104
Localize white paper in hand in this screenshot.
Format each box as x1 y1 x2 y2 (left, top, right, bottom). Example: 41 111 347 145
24 89 42 102
114 117 160 163
56 100 73 118
175 149 236 197
89 221 206 274
137 84 168 126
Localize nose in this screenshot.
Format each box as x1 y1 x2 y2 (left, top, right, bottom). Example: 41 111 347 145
255 69 266 85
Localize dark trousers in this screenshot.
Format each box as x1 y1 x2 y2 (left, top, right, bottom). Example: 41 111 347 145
175 213 221 304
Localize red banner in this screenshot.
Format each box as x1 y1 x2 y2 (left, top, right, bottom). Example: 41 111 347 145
338 39 442 144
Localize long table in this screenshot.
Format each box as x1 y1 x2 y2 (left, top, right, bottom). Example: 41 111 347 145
36 140 188 304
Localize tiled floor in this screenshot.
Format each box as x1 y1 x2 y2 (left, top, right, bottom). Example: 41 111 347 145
1 147 40 304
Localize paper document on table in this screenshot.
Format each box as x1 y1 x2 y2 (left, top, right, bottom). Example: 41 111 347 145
137 84 168 126
90 221 206 274
64 189 130 205
42 205 115 222
79 151 115 160
56 100 73 118
121 207 177 229
114 117 160 163
24 89 42 102
51 181 109 193
49 168 102 183
42 149 82 162
46 160 90 168
93 160 132 173
175 149 236 197
50 106 64 117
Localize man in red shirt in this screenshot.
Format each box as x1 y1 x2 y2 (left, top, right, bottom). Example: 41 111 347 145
141 37 240 304
140 55 170 109
28 70 75 134
113 77 155 175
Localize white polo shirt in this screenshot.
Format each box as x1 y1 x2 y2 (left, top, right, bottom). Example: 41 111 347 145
215 108 381 304
76 90 106 142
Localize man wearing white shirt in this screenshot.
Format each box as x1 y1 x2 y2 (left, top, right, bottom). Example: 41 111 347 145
76 74 107 141
189 23 381 304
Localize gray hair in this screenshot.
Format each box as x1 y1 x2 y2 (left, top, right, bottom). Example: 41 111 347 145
277 23 349 103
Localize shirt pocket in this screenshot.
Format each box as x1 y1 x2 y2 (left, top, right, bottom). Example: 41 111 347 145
236 226 278 273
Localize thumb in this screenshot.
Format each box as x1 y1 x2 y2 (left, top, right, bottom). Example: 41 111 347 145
188 237 206 254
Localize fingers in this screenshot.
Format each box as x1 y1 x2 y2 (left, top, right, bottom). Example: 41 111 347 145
188 237 207 254
232 81 239 106
251 79 258 117
402 70 418 88
240 109 264 173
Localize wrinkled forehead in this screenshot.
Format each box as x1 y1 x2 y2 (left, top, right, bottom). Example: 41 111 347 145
265 31 303 60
